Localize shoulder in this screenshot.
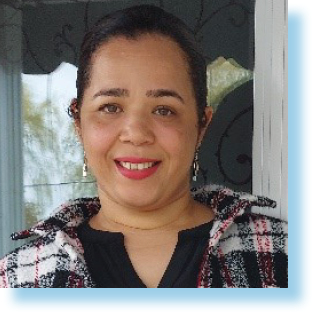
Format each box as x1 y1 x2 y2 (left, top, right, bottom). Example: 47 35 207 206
200 213 288 288
191 184 277 211
194 185 288 287
223 213 288 252
191 184 287 250
0 227 86 288
0 234 56 288
0 198 100 288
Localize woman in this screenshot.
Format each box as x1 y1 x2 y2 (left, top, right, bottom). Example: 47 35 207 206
0 5 287 288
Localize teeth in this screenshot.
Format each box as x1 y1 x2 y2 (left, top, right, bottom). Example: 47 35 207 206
120 161 156 170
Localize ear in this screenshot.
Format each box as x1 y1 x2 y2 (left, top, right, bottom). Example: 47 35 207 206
69 97 83 143
197 106 213 145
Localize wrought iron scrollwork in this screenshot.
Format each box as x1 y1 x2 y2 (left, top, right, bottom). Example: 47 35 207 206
22 28 50 73
53 24 78 65
194 0 253 35
216 106 253 186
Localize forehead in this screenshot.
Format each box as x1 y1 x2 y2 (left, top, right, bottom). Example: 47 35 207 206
83 34 195 102
90 33 190 74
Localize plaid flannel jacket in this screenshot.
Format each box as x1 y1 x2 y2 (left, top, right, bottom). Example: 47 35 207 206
0 185 288 288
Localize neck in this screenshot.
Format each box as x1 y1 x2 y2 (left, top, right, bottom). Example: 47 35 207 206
90 189 197 232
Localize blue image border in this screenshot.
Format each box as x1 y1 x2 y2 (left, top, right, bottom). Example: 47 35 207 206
14 15 300 304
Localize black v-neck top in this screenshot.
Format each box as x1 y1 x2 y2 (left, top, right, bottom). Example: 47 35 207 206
77 220 213 288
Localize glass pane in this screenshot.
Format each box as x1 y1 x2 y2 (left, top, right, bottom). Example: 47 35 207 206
22 63 97 227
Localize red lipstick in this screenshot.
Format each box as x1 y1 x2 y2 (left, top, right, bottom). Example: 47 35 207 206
115 157 161 180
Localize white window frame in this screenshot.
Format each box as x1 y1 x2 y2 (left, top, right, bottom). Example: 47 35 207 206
0 3 24 257
253 0 288 220
0 0 288 257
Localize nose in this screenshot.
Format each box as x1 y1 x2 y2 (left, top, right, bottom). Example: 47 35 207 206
119 114 155 146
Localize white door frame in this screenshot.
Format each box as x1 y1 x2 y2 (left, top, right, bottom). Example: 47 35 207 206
253 0 288 220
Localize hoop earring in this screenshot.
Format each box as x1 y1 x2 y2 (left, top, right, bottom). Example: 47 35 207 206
192 148 200 182
82 152 88 177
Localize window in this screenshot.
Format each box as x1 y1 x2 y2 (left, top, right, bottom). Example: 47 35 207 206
23 62 97 226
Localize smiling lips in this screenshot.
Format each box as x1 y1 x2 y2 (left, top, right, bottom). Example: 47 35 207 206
115 157 161 180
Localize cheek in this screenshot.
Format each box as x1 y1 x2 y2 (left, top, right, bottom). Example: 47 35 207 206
155 122 198 161
81 119 117 155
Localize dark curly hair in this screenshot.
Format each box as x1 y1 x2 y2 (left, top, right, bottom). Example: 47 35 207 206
69 4 207 127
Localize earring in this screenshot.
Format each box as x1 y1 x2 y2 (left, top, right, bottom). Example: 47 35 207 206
82 152 88 177
192 148 200 182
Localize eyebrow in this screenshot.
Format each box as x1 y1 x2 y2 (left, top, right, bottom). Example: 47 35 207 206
92 88 185 104
146 89 185 104
93 88 129 99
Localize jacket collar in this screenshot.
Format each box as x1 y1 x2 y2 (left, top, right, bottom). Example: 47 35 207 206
11 184 276 241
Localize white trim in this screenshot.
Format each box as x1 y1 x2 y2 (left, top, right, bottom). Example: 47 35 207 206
253 0 288 220
0 4 24 257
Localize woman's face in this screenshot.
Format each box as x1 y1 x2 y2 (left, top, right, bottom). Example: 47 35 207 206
77 34 211 210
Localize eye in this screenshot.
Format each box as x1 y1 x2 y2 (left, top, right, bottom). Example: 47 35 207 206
153 106 175 117
99 104 122 114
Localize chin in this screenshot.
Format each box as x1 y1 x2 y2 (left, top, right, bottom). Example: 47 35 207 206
114 186 164 210
97 171 189 209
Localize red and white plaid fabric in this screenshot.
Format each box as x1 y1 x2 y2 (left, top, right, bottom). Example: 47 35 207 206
0 185 288 288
